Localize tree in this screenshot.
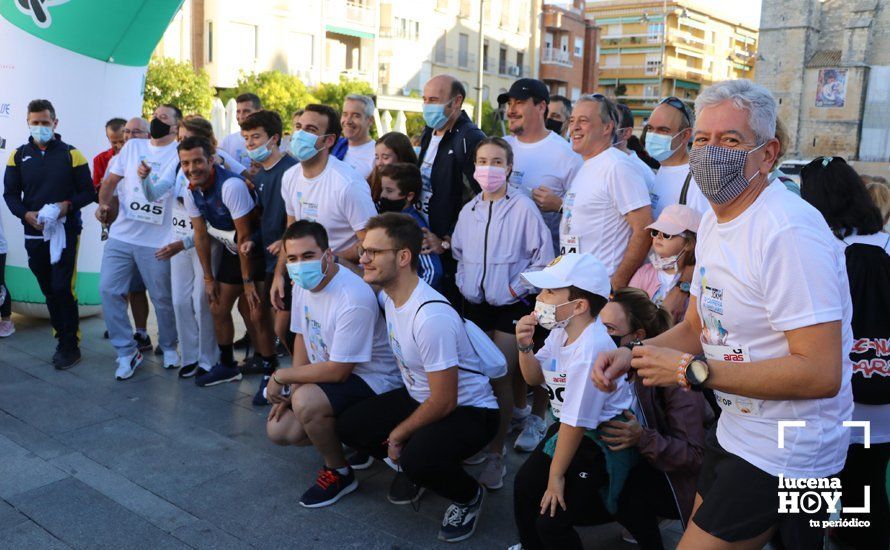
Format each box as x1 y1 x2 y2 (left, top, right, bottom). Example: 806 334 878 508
220 71 317 127
142 56 215 118
464 100 504 137
312 76 375 110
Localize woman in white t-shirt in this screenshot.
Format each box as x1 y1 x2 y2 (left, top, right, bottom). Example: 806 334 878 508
628 204 701 312
512 253 633 550
801 156 890 550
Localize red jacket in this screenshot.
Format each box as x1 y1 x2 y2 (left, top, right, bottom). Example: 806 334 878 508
92 147 115 191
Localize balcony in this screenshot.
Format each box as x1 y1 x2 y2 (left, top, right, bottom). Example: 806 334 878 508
601 33 662 47
663 62 707 82
325 0 376 33
667 30 711 54
541 47 572 67
598 65 649 79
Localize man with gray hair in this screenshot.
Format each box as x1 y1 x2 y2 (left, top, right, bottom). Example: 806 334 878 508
337 94 376 179
559 93 652 290
593 79 854 548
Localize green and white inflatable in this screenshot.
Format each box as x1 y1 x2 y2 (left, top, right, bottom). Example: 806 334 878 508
0 0 184 317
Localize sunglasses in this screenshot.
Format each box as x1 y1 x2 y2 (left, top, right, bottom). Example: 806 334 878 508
650 229 687 240
589 93 619 126
660 96 691 125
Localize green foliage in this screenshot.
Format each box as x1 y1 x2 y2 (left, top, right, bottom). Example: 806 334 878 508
219 71 318 127
142 56 214 119
312 76 375 110
464 100 504 137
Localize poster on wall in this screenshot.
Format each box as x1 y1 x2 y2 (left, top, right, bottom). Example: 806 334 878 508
815 68 848 108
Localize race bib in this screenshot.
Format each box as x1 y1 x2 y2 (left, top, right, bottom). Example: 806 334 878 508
508 171 525 195
419 188 432 223
544 360 567 419
702 341 762 416
124 157 166 225
206 224 238 255
559 234 579 256
300 199 319 222
171 202 193 238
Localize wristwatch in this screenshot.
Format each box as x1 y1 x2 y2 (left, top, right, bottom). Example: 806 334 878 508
622 339 643 351
678 281 691 293
441 240 451 251
517 342 535 354
685 354 709 388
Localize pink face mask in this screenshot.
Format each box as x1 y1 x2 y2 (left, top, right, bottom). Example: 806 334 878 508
474 165 508 193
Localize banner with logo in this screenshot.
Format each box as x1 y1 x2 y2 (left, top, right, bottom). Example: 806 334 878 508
0 0 184 315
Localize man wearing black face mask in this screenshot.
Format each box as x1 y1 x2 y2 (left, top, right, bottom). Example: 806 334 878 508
377 163 443 290
96 104 183 381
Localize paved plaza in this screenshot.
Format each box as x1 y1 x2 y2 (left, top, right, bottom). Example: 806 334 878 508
0 312 683 549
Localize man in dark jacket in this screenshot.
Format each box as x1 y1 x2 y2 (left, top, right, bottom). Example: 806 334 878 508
3 99 96 369
417 75 485 300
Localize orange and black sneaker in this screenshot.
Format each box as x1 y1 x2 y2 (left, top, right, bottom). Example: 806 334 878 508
299 466 358 508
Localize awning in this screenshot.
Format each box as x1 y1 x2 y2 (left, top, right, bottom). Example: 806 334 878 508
674 80 700 90
325 25 374 39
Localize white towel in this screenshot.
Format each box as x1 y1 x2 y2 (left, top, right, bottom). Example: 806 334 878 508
37 203 66 264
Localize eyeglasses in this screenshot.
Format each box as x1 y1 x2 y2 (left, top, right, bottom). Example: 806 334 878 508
358 247 400 260
650 229 687 240
660 96 691 125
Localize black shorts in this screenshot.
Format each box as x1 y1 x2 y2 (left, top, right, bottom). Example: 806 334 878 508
693 427 831 547
263 271 292 311
317 373 375 416
216 249 265 286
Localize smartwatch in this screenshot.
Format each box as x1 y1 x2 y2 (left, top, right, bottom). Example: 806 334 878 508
622 339 643 351
678 281 691 293
685 354 709 388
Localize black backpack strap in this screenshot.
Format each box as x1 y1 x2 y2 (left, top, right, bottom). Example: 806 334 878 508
679 172 692 205
411 299 484 376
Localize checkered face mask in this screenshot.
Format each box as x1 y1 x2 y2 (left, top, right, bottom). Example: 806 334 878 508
688 142 765 204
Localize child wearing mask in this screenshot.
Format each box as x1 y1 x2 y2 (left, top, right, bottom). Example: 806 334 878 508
512 253 635 550
628 204 700 310
451 137 554 490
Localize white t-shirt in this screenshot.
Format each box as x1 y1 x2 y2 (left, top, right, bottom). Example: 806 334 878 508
183 177 254 220
216 149 248 176
535 320 632 428
108 139 179 247
651 163 710 220
290 268 402 395
381 279 498 409
505 132 583 248
841 231 890 444
559 147 651 275
280 156 377 253
625 150 656 195
219 131 250 169
342 140 376 180
691 181 854 478
419 135 443 223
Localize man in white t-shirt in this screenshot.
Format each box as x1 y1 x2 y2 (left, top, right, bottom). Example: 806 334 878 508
613 103 655 196
97 103 182 380
219 93 261 169
265 220 401 508
501 79 583 254
644 97 709 219
270 104 378 313
560 94 653 290
339 94 376 179
337 213 499 543
593 80 854 549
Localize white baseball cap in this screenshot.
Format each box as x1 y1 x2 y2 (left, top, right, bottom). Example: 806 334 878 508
521 253 611 300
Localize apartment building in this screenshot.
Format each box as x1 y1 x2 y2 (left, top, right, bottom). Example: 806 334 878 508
585 0 757 126
538 0 598 101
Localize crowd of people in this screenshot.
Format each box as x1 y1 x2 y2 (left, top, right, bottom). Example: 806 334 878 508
2 74 888 549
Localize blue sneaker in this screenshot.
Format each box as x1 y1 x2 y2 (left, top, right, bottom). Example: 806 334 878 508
252 375 271 406
299 466 358 508
195 363 242 387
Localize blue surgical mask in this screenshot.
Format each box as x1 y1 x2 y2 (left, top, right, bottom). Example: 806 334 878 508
646 131 683 162
286 254 328 290
29 125 54 144
247 137 274 162
290 130 324 162
413 146 421 157
422 98 454 130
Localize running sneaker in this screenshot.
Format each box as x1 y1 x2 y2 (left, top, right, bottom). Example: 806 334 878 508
195 363 242 387
115 350 143 380
438 485 484 543
387 472 425 505
463 450 487 466
239 354 266 376
509 405 531 433
0 319 15 338
133 332 153 352
162 349 180 370
514 415 546 452
477 452 507 490
299 466 358 508
347 450 374 470
54 346 81 371
154 345 163 356
252 375 271 406
233 332 251 350
178 362 202 379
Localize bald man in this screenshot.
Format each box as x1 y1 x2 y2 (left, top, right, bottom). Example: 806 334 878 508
416 74 485 299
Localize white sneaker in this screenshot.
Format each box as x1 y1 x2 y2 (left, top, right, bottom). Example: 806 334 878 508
0 319 14 338
115 350 144 381
477 452 507 490
509 405 531 433
514 415 546 452
162 349 180 369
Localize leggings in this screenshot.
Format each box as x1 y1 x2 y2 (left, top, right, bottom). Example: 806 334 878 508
836 442 890 549
0 253 10 318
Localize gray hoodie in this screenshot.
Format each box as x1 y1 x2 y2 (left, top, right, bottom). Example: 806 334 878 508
452 192 555 306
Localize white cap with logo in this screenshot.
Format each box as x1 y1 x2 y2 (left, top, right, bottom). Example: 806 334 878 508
521 253 611 300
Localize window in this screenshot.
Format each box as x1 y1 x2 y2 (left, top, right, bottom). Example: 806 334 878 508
571 87 581 101
644 84 659 97
645 55 662 75
207 21 213 63
435 32 446 64
483 40 490 71
230 22 258 70
392 17 421 40
499 46 507 74
647 23 663 43
574 37 583 57
603 54 619 67
544 32 553 50
458 33 469 67
607 24 621 37
516 51 524 75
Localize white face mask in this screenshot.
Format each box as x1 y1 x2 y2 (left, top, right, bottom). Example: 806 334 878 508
534 299 579 331
649 247 685 272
